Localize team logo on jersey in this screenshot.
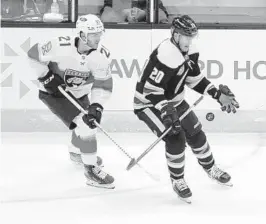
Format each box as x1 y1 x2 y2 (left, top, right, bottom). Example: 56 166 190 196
41 41 52 55
64 69 91 88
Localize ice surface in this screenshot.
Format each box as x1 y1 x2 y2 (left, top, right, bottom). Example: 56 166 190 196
1 132 266 224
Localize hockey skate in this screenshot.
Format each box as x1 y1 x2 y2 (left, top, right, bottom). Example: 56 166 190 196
205 164 233 187
172 178 192 204
84 165 115 189
69 152 103 167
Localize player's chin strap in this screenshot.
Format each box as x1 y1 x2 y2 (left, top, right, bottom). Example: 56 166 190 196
126 95 204 171
57 85 160 182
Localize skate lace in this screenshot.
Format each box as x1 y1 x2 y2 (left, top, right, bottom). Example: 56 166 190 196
210 165 224 178
175 179 188 191
92 166 107 180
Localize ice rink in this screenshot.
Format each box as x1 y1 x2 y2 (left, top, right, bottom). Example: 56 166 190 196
1 132 266 224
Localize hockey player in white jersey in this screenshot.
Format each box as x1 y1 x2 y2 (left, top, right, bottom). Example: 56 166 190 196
27 14 114 189
133 15 239 202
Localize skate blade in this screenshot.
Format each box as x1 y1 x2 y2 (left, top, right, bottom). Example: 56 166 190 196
210 178 233 187
70 159 104 168
86 180 115 189
70 160 83 166
218 181 233 187
178 196 192 204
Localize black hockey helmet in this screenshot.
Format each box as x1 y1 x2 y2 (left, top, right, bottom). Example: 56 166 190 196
171 15 198 37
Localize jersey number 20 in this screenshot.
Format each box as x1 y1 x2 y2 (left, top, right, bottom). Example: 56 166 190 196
150 67 164 83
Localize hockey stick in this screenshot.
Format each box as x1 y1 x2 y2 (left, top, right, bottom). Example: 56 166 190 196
57 86 160 181
126 95 204 171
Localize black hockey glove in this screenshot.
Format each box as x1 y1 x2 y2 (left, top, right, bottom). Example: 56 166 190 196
208 84 239 113
160 104 181 135
82 103 103 129
38 71 65 95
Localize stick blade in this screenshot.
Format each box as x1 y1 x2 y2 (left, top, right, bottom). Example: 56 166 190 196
126 158 136 171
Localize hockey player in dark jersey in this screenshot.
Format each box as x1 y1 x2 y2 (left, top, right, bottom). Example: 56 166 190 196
133 15 239 202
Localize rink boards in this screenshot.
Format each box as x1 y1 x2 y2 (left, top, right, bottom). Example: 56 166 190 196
1 28 266 132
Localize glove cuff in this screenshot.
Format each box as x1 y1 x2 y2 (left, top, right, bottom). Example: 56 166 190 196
90 103 104 111
207 86 220 100
160 104 176 118
38 70 54 85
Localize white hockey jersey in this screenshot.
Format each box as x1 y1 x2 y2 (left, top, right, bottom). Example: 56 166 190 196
27 35 112 105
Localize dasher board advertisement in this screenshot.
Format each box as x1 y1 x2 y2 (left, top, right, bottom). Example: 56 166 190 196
1 28 266 132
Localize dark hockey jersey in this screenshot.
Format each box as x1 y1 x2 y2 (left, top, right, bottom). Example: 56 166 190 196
134 38 213 110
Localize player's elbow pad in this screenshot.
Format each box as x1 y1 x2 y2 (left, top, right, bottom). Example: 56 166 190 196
28 44 49 77
28 58 49 77
192 77 211 94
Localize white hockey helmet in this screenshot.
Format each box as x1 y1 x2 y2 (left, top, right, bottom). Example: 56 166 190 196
76 14 104 42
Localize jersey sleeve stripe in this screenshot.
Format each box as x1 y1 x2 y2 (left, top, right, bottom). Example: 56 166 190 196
185 73 204 88
91 77 113 92
143 81 165 93
191 77 211 94
154 99 168 110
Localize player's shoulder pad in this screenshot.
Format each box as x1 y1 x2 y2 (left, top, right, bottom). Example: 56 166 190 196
39 37 58 49
90 46 111 67
157 39 185 69
98 44 111 59
28 37 58 62
89 50 110 73
89 49 111 80
37 37 56 53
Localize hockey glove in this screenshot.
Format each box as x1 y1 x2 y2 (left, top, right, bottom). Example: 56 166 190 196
38 71 65 95
160 104 181 135
82 103 103 129
208 84 239 113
